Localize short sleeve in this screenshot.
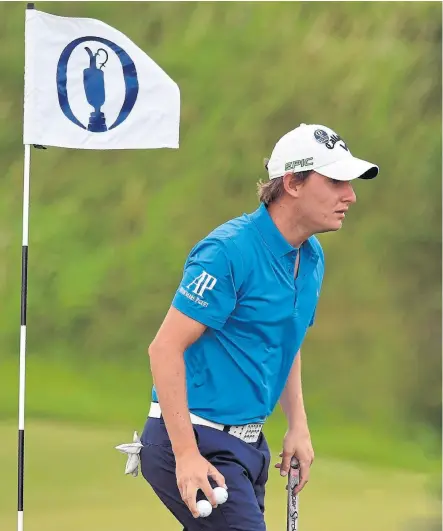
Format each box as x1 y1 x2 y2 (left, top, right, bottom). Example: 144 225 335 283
172 238 242 330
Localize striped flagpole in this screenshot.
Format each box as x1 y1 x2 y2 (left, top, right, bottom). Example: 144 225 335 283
18 143 31 531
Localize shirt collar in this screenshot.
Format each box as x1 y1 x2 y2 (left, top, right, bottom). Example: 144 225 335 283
249 203 296 259
249 203 320 262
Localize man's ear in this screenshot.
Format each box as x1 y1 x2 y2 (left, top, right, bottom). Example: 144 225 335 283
282 172 299 198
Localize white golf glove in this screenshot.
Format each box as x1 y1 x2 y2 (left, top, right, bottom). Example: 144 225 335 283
115 431 143 477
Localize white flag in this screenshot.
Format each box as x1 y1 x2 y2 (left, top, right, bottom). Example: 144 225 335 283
23 9 180 150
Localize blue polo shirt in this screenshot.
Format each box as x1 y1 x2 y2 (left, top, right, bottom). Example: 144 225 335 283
152 203 324 425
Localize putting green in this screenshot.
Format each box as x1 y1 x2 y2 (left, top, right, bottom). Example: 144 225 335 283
0 421 437 531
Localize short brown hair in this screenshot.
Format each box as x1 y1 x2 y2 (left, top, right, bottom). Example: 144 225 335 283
257 160 312 205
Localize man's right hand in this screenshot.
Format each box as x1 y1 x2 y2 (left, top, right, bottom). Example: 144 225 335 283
175 448 227 518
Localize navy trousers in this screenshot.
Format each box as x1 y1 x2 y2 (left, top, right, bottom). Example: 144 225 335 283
140 417 271 530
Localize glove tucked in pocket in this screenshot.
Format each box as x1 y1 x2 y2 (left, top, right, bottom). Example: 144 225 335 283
115 431 143 477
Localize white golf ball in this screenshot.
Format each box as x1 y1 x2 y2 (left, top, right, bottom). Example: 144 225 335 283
213 487 228 505
197 499 212 518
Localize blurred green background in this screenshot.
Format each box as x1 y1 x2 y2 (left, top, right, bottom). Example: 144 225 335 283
0 2 441 530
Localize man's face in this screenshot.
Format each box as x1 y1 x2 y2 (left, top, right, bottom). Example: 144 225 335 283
296 171 357 233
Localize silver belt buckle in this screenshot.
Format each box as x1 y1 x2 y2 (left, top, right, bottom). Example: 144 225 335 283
228 423 262 443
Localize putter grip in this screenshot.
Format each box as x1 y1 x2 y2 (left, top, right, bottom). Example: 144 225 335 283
286 457 300 531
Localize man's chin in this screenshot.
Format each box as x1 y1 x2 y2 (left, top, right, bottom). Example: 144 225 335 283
315 222 343 235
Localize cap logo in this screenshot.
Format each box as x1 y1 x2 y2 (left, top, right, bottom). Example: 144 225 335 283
285 157 314 171
325 133 349 152
314 129 329 144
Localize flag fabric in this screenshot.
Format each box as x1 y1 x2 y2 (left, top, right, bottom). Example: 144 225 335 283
23 9 180 149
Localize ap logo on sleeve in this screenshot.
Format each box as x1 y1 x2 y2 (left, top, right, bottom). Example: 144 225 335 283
186 271 217 297
178 271 218 308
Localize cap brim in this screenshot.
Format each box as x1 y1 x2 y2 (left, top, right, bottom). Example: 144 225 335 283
315 157 379 181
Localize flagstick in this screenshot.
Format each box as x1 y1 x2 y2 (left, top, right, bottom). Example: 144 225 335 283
18 144 31 531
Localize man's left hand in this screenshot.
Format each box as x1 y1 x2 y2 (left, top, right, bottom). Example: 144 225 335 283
275 425 314 494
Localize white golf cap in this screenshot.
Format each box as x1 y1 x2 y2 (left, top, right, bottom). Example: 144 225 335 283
267 123 379 181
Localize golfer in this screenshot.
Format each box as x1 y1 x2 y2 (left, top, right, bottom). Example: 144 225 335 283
139 123 379 530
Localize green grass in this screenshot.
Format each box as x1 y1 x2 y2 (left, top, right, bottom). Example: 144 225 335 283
0 420 439 531
1 356 440 475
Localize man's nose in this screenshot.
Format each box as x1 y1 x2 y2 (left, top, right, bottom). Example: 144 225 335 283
344 183 357 204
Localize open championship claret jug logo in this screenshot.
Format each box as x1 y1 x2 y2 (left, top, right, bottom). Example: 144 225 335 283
56 36 139 132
